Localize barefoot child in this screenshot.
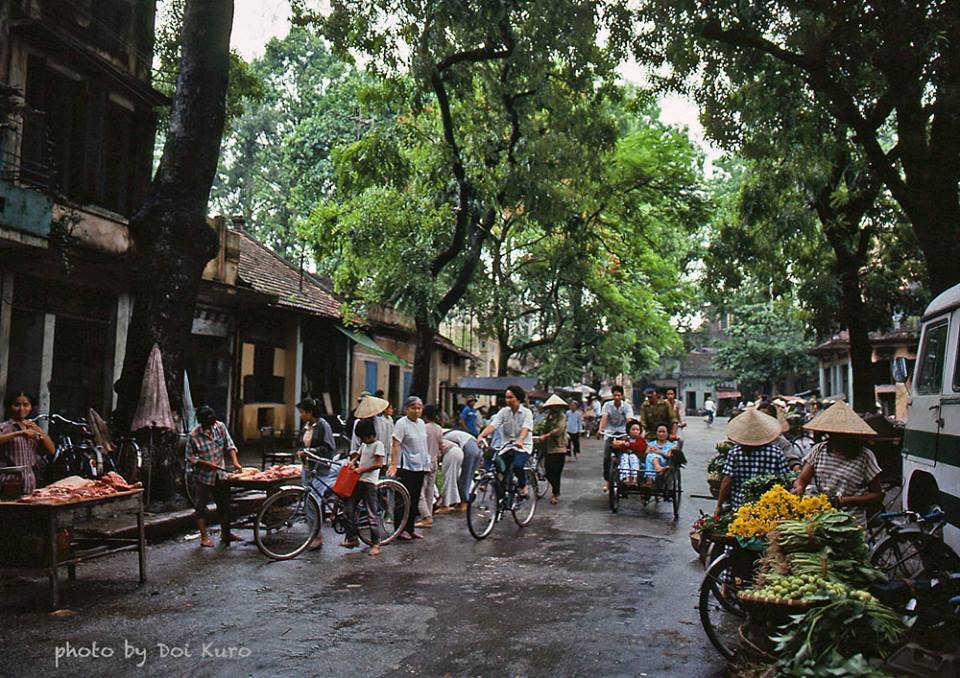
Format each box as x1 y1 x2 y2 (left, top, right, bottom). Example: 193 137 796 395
342 418 385 556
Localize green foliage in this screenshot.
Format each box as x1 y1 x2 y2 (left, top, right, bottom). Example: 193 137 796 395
713 302 817 395
154 0 265 134
209 27 378 260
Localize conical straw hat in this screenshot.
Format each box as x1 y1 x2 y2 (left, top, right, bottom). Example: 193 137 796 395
355 395 390 419
725 407 783 446
803 400 877 436
776 407 789 433
543 394 567 408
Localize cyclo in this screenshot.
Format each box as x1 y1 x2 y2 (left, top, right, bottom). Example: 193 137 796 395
605 430 684 518
466 440 538 539
253 448 410 560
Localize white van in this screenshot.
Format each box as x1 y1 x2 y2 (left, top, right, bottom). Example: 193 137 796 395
902 285 960 553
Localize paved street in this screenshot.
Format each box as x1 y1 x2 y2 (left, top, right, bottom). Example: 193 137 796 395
0 418 728 678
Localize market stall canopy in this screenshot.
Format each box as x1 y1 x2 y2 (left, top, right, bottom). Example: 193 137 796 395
716 391 742 400
560 384 596 396
131 344 176 432
336 326 409 367
447 376 540 396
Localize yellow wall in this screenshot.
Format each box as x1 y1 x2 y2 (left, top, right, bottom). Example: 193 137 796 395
238 318 301 441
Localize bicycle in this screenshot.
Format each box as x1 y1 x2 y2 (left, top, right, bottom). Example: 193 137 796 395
253 449 411 560
869 507 960 580
34 413 117 482
466 442 538 540
698 543 762 659
528 443 551 500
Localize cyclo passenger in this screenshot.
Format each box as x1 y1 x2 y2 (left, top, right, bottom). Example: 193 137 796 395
611 419 646 486
596 385 633 492
477 385 534 496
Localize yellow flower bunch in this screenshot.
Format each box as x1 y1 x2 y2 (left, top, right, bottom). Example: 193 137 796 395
728 485 834 539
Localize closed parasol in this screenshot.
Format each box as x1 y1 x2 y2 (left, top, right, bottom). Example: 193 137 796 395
131 344 176 432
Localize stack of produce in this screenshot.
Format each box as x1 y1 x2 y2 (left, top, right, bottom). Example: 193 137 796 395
737 503 902 674
690 510 733 556
706 441 729 497
740 472 799 505
727 485 833 539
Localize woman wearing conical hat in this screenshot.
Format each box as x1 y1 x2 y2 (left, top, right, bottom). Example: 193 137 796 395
714 407 791 514
791 401 882 525
538 394 571 505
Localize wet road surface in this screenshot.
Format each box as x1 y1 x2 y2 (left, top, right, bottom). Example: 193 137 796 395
0 419 728 677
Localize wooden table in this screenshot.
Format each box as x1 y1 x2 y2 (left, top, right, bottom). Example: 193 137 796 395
0 489 146 609
221 475 300 532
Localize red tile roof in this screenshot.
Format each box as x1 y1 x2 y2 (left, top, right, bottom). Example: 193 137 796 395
235 229 342 319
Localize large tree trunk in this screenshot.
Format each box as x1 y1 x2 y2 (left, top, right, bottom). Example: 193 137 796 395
113 0 235 430
410 315 437 401
835 253 876 412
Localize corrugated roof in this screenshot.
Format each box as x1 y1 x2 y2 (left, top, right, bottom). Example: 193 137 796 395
235 229 342 319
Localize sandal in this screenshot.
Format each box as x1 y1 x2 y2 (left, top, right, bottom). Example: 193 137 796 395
340 539 359 549
550 496 559 505
200 538 215 548
308 537 324 551
368 544 381 556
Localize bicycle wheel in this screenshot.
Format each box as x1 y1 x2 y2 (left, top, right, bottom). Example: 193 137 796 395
254 487 321 560
467 477 498 540
512 468 538 527
535 455 550 499
608 476 620 513
671 469 682 519
699 553 749 659
871 531 960 580
357 479 410 546
183 467 200 510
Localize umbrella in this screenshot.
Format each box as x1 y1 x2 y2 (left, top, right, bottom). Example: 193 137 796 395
182 370 197 433
131 344 176 432
559 384 597 396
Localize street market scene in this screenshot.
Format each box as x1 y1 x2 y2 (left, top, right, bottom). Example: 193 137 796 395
1 1 959 676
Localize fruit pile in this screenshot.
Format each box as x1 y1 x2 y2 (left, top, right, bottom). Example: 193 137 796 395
744 573 876 604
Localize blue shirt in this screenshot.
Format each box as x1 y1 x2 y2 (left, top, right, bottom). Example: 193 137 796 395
565 409 582 434
460 404 480 436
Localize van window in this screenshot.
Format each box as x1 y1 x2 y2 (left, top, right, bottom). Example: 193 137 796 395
916 321 948 395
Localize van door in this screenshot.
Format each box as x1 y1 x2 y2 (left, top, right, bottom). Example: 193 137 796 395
905 316 950 466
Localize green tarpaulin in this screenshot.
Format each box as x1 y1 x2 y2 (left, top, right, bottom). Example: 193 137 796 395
336 326 409 366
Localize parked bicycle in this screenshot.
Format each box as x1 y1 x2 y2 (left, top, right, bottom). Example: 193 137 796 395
698 543 762 659
34 413 116 482
466 441 538 540
253 449 410 560
869 507 960 580
528 443 551 500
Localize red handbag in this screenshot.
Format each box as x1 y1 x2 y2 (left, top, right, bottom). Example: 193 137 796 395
332 464 360 498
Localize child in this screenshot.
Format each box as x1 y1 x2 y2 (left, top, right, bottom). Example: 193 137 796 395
342 418 385 556
613 420 647 486
643 424 677 487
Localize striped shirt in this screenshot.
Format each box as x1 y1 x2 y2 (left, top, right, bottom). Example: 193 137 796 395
0 419 42 493
804 442 881 522
187 421 237 486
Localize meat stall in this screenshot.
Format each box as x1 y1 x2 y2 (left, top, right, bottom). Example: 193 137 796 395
0 474 147 609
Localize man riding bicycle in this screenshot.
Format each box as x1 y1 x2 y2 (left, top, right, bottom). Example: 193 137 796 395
596 385 634 492
478 385 534 495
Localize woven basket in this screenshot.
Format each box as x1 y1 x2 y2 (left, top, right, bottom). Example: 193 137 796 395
707 475 722 498
738 591 819 626
689 530 702 555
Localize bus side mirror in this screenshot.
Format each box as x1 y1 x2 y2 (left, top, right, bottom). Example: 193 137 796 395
892 357 909 384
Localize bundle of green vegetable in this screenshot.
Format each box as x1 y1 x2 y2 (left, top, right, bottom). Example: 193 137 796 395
706 443 729 478
771 597 904 676
761 511 884 588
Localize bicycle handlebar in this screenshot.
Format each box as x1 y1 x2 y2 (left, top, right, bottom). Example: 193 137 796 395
32 413 89 429
878 507 945 523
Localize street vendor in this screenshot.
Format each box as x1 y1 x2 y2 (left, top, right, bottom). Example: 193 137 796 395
186 405 242 548
0 391 55 495
714 407 790 514
791 401 882 525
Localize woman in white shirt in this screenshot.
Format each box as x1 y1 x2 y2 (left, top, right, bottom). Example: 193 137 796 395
389 396 431 541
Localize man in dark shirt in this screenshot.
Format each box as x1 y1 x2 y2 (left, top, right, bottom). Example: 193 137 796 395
639 385 678 440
